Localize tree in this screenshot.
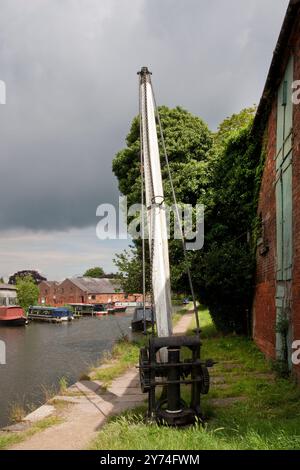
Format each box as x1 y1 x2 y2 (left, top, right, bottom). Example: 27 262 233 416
113 104 262 334
16 276 39 311
0 277 4 284
114 246 150 294
112 106 213 293
9 270 46 285
192 108 262 334
83 267 105 278
113 106 213 208
213 106 256 152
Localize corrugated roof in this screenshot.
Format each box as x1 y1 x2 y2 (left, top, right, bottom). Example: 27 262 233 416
42 281 59 287
68 277 121 294
0 284 16 291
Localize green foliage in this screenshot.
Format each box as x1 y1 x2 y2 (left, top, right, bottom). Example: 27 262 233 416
112 106 213 208
213 106 256 152
0 277 4 283
113 105 263 334
113 106 213 294
194 242 254 334
83 267 105 278
193 112 261 334
114 246 150 294
58 376 69 394
16 275 39 311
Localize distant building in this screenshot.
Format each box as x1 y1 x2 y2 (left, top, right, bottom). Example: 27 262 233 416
0 284 17 306
252 0 300 382
38 277 143 306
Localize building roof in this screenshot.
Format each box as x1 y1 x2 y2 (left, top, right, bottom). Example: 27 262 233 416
67 277 122 294
41 281 59 287
0 283 16 291
253 0 300 133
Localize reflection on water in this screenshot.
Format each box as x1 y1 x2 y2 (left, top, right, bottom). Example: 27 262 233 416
0 312 133 428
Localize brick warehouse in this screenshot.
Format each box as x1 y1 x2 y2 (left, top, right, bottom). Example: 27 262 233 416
38 277 143 306
252 0 300 381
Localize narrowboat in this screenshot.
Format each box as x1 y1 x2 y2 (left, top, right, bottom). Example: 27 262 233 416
92 303 109 316
0 306 28 326
67 303 94 317
107 303 116 314
28 306 74 322
113 303 127 313
131 307 154 332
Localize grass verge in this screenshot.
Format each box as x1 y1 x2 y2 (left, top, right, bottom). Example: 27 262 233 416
90 305 190 388
0 416 63 450
89 308 300 450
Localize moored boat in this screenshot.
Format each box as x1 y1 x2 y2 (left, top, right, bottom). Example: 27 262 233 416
0 306 28 326
92 303 109 316
131 307 154 332
28 306 73 323
67 303 94 317
113 303 127 313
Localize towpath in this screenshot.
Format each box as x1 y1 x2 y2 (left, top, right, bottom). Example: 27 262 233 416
8 313 193 450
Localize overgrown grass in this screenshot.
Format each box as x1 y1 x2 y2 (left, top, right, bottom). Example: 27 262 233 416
58 376 69 394
8 403 27 424
90 308 300 450
0 416 63 450
91 337 145 387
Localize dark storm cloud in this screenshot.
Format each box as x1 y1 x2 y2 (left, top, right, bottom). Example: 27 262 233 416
0 0 289 231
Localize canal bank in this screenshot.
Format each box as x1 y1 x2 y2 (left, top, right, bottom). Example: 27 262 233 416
2 312 193 450
0 312 133 428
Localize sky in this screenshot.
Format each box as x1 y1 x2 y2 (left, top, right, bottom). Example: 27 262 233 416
0 0 290 280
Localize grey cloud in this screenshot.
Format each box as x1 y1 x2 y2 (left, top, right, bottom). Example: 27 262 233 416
0 0 289 231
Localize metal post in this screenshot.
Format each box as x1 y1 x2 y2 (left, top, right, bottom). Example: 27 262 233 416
167 349 181 412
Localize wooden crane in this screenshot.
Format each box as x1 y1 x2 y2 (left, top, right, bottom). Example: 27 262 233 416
138 67 214 426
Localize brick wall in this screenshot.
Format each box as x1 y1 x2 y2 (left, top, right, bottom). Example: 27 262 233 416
39 281 59 305
253 14 300 382
39 279 86 305
253 101 277 359
39 280 143 308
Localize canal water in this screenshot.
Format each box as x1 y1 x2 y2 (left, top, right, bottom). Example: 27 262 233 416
0 312 133 428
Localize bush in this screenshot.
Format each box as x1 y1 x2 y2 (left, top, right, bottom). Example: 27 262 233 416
200 241 254 334
193 117 263 334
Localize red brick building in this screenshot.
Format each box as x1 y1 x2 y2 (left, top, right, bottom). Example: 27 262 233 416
39 277 142 306
252 0 300 381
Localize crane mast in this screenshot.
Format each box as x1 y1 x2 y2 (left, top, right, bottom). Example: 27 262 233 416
139 67 173 340
137 67 213 426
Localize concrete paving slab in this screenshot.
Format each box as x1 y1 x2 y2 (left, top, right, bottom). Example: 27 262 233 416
75 380 102 394
115 394 145 403
24 405 55 423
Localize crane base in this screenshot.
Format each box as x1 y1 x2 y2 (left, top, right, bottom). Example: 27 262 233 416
156 408 199 427
139 335 214 427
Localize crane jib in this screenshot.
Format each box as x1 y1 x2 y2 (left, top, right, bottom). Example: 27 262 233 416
139 67 173 341
137 67 214 426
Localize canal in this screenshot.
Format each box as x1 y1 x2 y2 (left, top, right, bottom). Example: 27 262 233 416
0 312 133 428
